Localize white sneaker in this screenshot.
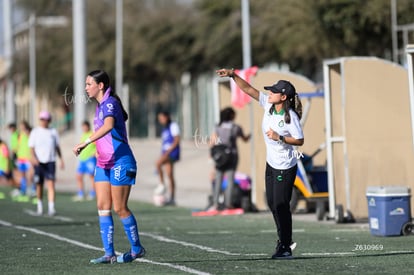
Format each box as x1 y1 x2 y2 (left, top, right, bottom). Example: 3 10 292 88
154 184 166 195
10 189 21 197
48 209 56 216
72 194 84 202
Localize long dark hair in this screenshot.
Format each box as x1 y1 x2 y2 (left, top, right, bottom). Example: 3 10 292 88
88 70 128 121
219 107 235 126
269 95 302 124
284 94 302 124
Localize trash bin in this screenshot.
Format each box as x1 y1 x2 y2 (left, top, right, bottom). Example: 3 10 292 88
366 186 411 236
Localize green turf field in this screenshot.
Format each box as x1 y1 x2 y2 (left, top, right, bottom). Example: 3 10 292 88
0 186 413 275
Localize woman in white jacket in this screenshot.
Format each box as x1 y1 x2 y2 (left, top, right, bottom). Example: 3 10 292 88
216 68 304 259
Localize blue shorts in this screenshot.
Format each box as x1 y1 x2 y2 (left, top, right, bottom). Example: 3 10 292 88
77 157 96 175
94 162 137 186
0 170 12 179
18 161 30 172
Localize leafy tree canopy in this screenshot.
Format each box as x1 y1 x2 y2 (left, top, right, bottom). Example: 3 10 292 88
11 0 414 94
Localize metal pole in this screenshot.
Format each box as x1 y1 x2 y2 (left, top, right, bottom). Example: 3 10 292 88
181 72 192 139
73 0 87 140
241 0 252 69
29 14 36 125
241 0 256 206
406 46 414 150
3 0 12 72
116 0 123 96
323 63 335 219
3 0 16 125
391 0 398 63
116 0 127 133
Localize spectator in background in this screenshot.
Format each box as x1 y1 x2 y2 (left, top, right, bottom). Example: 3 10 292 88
0 138 12 187
15 121 34 197
154 111 181 206
7 123 18 165
73 120 96 201
209 107 250 212
29 111 65 216
7 123 19 191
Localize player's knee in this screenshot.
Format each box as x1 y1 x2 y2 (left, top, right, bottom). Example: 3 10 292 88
113 206 129 217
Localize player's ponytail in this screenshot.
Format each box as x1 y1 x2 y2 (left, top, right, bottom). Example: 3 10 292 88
109 88 129 122
283 93 302 124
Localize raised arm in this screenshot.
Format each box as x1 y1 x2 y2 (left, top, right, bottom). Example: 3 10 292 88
216 68 260 101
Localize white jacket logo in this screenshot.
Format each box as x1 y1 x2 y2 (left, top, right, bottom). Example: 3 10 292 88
114 165 121 181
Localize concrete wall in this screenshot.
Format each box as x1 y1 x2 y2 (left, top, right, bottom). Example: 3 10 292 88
325 57 414 218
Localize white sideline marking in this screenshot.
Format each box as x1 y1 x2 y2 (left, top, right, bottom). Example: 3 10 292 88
0 219 211 275
141 232 240 255
141 232 267 257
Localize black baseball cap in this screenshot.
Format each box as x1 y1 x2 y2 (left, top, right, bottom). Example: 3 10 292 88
264 80 296 98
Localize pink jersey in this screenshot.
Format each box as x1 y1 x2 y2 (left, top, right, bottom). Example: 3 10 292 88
94 88 135 169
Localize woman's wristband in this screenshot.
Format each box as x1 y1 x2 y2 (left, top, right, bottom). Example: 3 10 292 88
85 137 92 145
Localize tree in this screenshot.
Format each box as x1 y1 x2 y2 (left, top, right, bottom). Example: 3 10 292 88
12 0 414 89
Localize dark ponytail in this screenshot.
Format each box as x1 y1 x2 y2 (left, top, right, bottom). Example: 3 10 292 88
283 93 302 124
88 70 128 121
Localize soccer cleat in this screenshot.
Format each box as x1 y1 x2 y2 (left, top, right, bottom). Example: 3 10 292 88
90 255 117 264
117 247 146 263
272 243 293 259
275 240 296 251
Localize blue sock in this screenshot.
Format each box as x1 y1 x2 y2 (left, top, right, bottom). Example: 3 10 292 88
20 177 27 194
121 214 142 254
99 215 115 256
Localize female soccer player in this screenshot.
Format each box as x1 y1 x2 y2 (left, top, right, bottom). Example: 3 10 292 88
155 111 180 206
73 70 145 264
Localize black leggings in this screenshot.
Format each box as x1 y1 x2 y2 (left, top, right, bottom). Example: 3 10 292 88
265 163 297 247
